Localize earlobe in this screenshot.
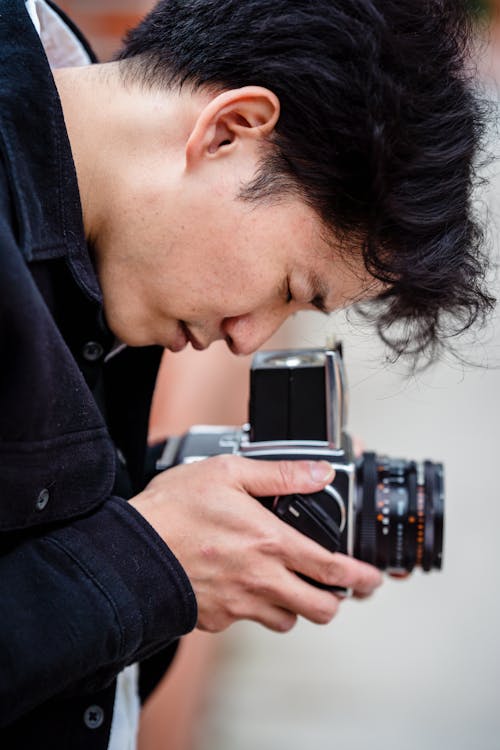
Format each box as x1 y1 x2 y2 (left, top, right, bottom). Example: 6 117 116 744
185 86 280 167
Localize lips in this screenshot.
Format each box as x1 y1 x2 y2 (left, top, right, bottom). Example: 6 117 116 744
168 323 188 352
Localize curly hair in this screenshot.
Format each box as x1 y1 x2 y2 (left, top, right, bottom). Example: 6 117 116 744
117 0 495 364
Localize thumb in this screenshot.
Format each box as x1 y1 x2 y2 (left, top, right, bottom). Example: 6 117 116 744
236 457 335 498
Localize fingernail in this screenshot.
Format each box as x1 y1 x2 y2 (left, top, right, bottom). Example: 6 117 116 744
309 461 335 484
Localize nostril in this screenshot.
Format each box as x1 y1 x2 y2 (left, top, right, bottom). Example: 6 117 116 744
224 333 249 356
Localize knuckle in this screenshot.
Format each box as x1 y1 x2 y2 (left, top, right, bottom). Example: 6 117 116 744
199 615 225 633
200 543 219 562
257 527 285 557
225 596 248 621
364 568 383 591
350 561 382 593
312 597 339 625
321 558 346 588
203 621 220 634
211 453 236 477
199 599 238 633
277 460 295 489
357 570 373 591
277 614 297 633
324 555 368 589
327 556 382 594
243 571 274 598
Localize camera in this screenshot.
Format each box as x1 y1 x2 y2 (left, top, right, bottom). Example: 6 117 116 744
157 344 444 589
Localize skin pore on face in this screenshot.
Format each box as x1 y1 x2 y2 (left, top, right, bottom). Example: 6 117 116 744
53 63 381 355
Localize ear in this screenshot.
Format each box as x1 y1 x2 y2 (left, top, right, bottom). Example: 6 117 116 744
185 86 280 167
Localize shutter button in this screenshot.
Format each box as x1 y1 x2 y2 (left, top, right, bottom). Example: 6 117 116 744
82 341 104 362
83 705 104 730
36 488 50 511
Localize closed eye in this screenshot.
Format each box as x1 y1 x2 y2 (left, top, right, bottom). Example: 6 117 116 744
310 293 329 314
283 277 293 304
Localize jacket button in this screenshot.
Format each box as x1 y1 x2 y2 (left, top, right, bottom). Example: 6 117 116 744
82 341 104 362
36 488 50 511
83 705 104 729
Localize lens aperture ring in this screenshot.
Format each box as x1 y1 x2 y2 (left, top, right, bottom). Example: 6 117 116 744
404 463 418 572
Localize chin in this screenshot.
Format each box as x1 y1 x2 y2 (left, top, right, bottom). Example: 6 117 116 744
104 313 155 348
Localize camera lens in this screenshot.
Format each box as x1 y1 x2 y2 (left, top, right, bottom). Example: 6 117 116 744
355 452 444 573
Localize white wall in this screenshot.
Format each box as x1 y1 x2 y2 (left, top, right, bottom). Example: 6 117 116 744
195 110 500 750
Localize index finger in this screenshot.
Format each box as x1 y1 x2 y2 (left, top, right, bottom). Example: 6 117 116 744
235 456 335 497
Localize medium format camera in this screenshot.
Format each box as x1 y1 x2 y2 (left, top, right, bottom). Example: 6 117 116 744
157 345 444 587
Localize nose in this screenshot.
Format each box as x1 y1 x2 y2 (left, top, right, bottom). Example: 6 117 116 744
222 310 289 355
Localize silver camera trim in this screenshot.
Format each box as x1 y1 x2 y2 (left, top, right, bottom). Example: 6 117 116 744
331 461 355 558
321 484 347 533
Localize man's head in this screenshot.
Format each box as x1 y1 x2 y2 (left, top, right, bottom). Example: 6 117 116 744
114 0 494 360
64 0 493 360
68 77 379 355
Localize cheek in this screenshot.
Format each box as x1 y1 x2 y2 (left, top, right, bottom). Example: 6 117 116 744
216 245 281 296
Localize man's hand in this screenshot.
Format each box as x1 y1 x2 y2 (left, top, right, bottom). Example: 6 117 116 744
130 456 382 633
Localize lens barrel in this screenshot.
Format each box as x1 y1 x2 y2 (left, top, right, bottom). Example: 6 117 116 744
355 452 444 573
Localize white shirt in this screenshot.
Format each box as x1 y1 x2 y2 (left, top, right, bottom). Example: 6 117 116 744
25 0 90 67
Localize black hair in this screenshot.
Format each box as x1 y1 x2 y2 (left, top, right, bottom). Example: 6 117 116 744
117 0 495 365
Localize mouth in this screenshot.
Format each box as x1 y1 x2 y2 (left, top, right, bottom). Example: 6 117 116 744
180 321 207 351
168 323 188 353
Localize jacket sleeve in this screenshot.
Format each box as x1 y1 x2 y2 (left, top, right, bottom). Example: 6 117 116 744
0 191 197 726
0 496 197 727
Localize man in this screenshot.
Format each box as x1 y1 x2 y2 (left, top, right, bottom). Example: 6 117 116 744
0 0 493 747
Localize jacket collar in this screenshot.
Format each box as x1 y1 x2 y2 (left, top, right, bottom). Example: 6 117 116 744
0 0 102 303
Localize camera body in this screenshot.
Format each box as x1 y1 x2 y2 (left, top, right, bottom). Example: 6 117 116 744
157 345 444 581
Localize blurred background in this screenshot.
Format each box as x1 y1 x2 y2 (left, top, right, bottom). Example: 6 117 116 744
57 2 500 748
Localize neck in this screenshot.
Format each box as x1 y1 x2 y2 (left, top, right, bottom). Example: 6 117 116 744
53 63 198 246
53 64 113 244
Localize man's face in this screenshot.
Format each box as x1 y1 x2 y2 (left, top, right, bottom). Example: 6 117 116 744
95 185 379 355
91 84 381 353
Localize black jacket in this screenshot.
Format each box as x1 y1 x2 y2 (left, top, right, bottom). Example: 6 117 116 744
0 1 197 746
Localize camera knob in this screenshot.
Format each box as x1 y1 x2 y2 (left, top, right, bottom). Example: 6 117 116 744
273 493 342 554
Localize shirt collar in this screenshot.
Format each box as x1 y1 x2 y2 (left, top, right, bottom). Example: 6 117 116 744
26 0 92 68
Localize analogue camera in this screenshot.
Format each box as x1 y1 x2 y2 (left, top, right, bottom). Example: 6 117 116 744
157 345 444 588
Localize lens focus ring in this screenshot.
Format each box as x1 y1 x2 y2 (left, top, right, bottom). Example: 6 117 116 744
356 452 378 566
355 454 444 573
